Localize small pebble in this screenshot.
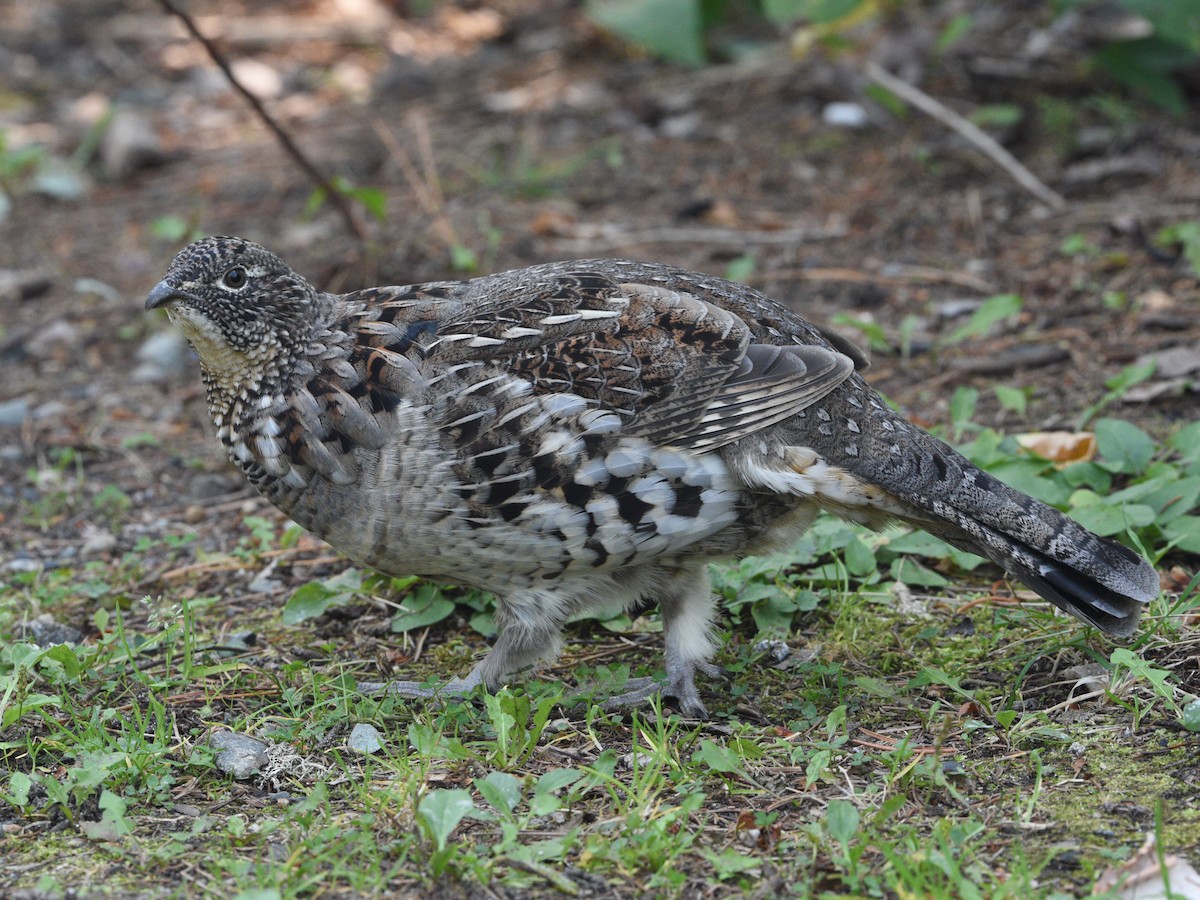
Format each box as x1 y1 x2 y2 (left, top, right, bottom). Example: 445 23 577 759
81 524 118 557
25 614 84 647
209 730 270 779
184 504 205 524
0 397 29 427
822 102 868 128
101 107 166 180
348 723 384 754
753 638 792 663
133 330 191 383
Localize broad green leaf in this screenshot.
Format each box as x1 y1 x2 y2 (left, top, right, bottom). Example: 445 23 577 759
1067 498 1155 537
702 847 761 878
585 0 707 66
476 771 523 815
7 771 31 805
942 293 1022 346
418 789 475 850
1094 418 1155 474
694 739 744 774
825 798 860 847
282 568 363 624
390 585 456 633
1182 699 1200 733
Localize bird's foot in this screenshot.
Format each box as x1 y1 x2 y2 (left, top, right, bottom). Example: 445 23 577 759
600 660 722 719
357 670 483 700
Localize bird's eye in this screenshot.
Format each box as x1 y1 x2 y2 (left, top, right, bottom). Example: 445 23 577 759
222 267 247 289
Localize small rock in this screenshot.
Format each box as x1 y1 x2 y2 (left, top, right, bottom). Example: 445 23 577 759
209 730 270 779
32 400 67 421
348 723 384 755
27 319 80 357
753 638 792 663
935 298 984 320
188 473 239 500
618 751 653 770
25 614 84 647
183 504 205 524
823 102 868 128
132 330 190 383
101 107 166 180
1137 344 1200 379
80 524 117 557
31 159 88 200
0 397 29 427
0 268 52 303
248 559 282 594
221 631 258 651
660 112 703 139
230 59 283 99
74 277 121 303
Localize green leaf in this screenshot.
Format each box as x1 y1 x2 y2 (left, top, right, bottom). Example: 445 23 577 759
723 254 756 283
941 293 1022 346
585 0 707 66
1163 516 1200 554
282 569 363 625
391 584 456 633
751 592 802 636
1155 220 1200 275
344 185 387 223
530 768 581 815
6 771 31 805
889 557 948 587
418 789 475 850
1066 495 1155 537
1111 648 1176 706
949 386 978 439
1182 699 1200 733
693 739 745 774
449 244 478 273
993 384 1028 417
969 104 1023 128
1094 418 1156 474
151 215 191 242
936 12 972 52
1095 39 1188 115
825 798 860 848
476 771 523 815
701 847 761 879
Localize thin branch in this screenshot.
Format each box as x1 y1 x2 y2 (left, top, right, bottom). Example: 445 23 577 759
546 222 847 254
865 61 1066 210
155 0 366 240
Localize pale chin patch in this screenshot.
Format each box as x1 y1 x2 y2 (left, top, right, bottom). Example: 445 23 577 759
167 305 252 375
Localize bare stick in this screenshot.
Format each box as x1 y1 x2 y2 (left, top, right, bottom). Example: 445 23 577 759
155 0 366 239
865 61 1066 210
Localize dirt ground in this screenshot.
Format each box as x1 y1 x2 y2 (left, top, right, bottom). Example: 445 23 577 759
1 0 1198 893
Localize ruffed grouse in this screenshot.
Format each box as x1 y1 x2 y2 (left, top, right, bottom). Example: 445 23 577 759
147 236 1159 717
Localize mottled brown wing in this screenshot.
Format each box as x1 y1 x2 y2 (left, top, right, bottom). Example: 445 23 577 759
345 271 855 453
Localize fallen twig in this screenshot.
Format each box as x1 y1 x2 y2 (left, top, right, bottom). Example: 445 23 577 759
547 222 847 254
155 0 367 240
865 61 1066 210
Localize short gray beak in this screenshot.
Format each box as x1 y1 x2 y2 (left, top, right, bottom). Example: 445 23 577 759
145 280 181 310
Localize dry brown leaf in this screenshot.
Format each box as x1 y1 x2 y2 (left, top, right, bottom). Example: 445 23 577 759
1015 431 1097 465
1093 832 1200 898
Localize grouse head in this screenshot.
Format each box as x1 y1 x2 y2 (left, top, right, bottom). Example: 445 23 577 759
146 236 321 389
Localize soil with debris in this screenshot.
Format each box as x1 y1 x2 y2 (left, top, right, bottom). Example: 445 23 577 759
1 0 1198 896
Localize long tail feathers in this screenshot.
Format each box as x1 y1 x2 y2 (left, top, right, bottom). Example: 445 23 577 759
888 434 1159 637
